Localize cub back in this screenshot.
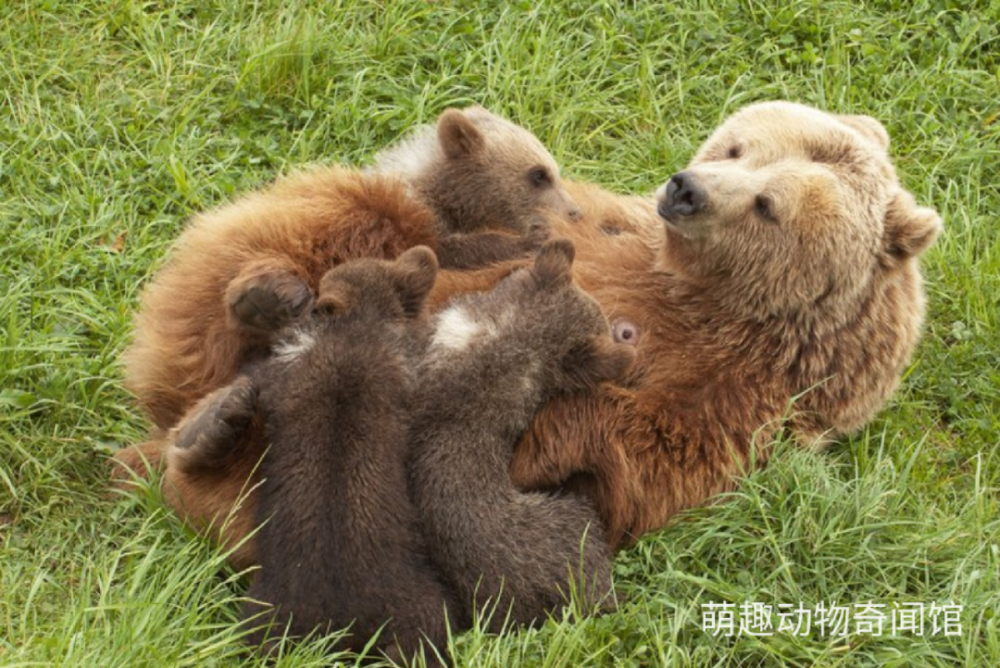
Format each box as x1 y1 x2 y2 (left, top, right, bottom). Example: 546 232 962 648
239 248 455 662
410 240 634 631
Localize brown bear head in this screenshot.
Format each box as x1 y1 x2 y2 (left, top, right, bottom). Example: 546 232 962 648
310 245 439 325
262 245 440 373
656 101 941 332
373 106 581 235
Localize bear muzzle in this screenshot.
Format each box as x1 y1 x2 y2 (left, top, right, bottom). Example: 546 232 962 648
658 170 708 224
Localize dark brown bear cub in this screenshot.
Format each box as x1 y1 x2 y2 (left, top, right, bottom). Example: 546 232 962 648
173 247 455 662
409 240 635 632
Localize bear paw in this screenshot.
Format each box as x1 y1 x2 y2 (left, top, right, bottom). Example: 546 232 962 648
173 377 258 469
229 271 313 333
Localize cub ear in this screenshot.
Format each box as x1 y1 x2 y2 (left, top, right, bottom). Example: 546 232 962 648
532 239 575 288
315 274 354 316
563 337 636 389
836 114 890 150
392 246 439 317
437 108 486 159
881 189 942 266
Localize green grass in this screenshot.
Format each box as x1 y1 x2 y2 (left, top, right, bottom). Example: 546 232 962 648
2 0 998 665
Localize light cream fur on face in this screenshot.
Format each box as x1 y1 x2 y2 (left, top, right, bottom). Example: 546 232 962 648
655 101 938 321
654 99 941 447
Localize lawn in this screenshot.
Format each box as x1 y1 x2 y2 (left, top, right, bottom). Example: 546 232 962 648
1 1 998 666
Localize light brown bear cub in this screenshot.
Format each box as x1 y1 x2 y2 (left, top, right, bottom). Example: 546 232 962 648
409 240 634 631
172 247 456 663
122 105 580 434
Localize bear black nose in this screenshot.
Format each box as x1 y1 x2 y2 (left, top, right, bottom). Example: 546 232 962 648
661 171 707 219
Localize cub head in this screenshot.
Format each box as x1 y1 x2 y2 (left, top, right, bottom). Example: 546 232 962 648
312 245 439 324
498 239 635 392
656 101 941 325
249 247 439 371
374 106 581 234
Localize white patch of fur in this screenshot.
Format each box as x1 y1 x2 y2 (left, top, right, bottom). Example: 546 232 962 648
432 306 487 351
273 329 316 363
367 123 441 182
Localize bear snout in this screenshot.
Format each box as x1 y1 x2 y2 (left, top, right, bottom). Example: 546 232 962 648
553 186 583 222
659 170 708 221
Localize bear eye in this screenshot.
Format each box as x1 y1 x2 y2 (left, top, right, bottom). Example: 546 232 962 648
726 143 743 159
754 194 778 223
528 167 552 188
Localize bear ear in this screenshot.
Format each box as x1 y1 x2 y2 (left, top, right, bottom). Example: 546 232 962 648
392 246 439 317
315 274 355 316
563 337 636 389
837 114 890 151
437 108 486 159
532 239 575 288
881 189 942 265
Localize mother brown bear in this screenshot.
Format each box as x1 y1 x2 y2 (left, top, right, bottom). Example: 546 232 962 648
114 101 940 563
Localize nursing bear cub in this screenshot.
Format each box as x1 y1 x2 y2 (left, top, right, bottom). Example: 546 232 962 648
174 242 629 659
116 105 582 567
176 248 451 660
410 239 632 632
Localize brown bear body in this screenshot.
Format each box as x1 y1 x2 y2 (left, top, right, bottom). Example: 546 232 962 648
174 248 456 661
115 101 940 562
409 240 632 632
512 101 941 543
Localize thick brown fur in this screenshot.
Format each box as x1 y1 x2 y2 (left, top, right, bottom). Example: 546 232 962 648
115 101 940 562
176 248 456 662
409 240 633 632
122 106 579 433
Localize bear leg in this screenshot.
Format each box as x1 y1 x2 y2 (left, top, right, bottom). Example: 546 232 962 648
172 377 258 473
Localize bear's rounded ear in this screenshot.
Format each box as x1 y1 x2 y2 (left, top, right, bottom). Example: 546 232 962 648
437 108 486 159
314 289 349 316
837 114 890 151
392 246 439 317
531 239 575 288
563 337 636 389
315 273 355 316
881 189 942 266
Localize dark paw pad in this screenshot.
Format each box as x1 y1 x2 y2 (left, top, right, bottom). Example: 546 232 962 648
231 273 313 332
